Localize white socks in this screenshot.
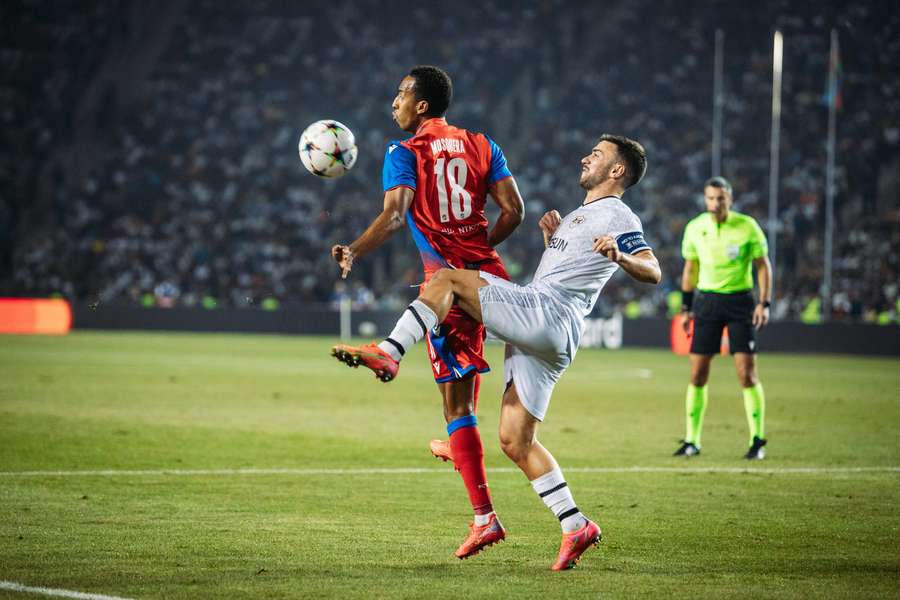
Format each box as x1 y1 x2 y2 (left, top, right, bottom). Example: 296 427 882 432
531 467 587 533
378 300 438 361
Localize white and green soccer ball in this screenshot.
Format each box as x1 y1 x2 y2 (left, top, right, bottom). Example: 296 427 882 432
298 119 358 178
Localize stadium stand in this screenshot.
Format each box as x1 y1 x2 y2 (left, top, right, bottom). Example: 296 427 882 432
2 0 898 322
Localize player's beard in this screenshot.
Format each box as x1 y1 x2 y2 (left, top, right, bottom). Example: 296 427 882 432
580 168 609 190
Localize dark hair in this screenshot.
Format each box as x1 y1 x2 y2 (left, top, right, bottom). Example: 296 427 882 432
408 65 452 117
704 176 733 195
600 134 647 188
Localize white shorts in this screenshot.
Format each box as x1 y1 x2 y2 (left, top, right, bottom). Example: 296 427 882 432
477 272 581 421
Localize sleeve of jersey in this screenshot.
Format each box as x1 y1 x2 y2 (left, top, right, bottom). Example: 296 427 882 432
486 136 513 184
382 143 417 192
681 224 698 260
749 219 769 259
615 215 651 255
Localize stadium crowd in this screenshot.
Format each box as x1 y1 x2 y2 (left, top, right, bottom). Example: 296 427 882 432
2 0 898 323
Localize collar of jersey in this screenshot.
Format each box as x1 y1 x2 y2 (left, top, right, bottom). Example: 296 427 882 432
707 211 735 225
583 195 621 206
416 117 448 134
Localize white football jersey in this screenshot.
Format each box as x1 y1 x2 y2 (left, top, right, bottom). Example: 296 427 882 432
532 196 650 316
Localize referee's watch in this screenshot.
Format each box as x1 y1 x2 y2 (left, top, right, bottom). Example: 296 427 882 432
759 300 771 309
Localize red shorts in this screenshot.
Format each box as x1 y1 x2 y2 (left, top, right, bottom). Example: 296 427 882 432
422 260 508 383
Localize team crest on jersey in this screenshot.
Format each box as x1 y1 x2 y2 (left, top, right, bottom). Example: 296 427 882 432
569 215 586 229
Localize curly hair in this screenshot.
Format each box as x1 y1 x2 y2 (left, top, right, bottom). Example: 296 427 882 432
408 65 453 117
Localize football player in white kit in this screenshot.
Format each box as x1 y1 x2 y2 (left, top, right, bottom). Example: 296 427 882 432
332 134 661 570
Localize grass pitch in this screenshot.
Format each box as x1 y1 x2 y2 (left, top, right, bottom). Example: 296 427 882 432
1 331 898 599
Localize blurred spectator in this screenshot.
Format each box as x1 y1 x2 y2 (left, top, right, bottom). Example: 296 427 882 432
1 0 897 322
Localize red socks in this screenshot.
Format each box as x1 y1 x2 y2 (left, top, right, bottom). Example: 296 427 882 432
447 415 492 514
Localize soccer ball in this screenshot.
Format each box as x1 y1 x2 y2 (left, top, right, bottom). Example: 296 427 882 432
298 120 358 178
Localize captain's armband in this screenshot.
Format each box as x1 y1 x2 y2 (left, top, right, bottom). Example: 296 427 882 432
616 231 650 255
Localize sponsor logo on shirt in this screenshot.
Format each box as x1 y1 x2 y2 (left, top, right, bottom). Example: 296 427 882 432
440 224 479 235
547 236 568 252
569 215 586 229
726 244 740 260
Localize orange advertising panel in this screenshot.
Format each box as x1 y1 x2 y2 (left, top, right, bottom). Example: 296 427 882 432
670 314 728 355
0 298 72 335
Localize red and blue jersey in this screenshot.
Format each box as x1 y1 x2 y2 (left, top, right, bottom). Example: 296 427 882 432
382 118 513 279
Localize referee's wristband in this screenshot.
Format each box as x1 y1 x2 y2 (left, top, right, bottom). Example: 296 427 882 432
681 290 694 312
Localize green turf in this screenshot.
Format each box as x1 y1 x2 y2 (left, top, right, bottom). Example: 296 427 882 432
1 331 898 599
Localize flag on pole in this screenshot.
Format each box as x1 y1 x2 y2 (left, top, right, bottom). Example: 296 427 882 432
822 34 842 110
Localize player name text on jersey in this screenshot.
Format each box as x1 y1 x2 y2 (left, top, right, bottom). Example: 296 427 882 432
430 138 465 156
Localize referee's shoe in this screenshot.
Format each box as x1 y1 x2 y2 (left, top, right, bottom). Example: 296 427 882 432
673 440 700 457
744 436 767 460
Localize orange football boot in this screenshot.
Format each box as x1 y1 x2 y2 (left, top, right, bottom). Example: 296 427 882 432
331 342 399 382
429 439 453 463
551 519 602 571
455 513 506 559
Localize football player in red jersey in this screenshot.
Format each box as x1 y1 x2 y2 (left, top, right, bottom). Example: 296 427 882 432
331 65 524 559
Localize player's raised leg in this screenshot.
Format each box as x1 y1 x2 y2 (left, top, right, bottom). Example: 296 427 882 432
498 380 601 570
331 268 486 380
417 268 486 325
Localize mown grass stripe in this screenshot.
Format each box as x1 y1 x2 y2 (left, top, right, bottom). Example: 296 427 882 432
0 466 896 477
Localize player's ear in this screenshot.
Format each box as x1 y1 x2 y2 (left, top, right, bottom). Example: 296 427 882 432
415 99 429 116
611 162 626 180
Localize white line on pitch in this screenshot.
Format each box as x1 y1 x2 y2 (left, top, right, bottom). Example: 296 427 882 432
0 466 897 477
0 581 133 600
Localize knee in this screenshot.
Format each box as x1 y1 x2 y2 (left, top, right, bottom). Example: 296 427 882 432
428 268 453 287
499 431 530 464
691 366 710 386
739 370 758 388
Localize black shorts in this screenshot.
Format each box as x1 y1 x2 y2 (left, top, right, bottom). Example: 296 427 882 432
690 290 758 355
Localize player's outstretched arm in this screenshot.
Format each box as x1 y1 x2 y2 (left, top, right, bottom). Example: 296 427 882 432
331 186 415 279
593 236 661 284
487 177 524 247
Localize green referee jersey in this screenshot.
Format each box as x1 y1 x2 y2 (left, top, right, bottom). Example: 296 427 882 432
681 211 768 293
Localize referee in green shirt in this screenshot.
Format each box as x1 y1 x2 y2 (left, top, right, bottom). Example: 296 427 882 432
674 177 773 460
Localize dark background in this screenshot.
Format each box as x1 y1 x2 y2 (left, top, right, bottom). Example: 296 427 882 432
2 0 898 323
